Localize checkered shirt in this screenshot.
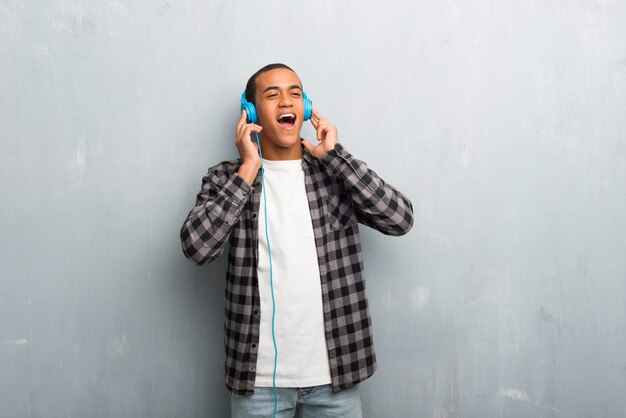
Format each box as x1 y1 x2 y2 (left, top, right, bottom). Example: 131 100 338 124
180 143 414 395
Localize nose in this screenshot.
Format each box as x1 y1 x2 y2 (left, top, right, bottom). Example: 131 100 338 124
278 92 293 107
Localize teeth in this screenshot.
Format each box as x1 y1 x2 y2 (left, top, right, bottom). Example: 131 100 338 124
278 113 295 121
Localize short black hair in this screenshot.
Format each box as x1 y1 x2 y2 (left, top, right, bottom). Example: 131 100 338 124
244 63 299 104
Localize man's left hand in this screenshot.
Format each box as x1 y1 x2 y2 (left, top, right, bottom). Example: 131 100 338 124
301 109 338 159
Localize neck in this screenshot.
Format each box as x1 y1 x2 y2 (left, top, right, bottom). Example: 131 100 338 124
259 140 303 161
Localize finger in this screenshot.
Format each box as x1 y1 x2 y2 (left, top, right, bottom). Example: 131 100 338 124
317 125 329 141
240 122 262 130
237 124 262 144
242 124 263 138
237 111 247 135
312 108 325 122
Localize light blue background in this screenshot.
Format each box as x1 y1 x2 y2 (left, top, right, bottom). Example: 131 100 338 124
1 1 625 417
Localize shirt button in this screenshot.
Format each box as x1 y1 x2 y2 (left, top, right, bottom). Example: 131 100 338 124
252 213 257 219
251 343 257 349
254 182 260 187
253 309 259 316
249 366 255 371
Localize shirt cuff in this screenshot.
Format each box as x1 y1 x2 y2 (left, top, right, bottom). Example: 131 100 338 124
232 172 252 195
322 143 351 173
222 173 251 210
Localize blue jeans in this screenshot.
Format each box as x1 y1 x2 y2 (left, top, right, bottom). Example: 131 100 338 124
229 384 362 418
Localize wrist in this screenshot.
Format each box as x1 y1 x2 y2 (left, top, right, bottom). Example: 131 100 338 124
238 162 260 186
324 141 338 154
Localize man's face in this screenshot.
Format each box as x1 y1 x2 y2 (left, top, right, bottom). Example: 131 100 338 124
254 68 305 148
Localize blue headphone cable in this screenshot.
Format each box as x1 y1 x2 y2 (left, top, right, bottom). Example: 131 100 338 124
254 132 279 418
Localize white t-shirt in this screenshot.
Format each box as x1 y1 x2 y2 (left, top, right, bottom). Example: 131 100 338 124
255 158 332 388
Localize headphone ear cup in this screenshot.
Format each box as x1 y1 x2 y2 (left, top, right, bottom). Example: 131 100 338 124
303 92 313 121
240 92 258 124
245 102 258 124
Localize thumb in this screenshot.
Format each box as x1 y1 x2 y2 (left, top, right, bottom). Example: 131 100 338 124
301 139 315 153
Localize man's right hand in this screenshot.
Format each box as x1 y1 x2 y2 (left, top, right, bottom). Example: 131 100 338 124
236 109 262 186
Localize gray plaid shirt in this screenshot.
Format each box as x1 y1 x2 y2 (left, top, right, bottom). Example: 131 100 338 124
180 143 413 395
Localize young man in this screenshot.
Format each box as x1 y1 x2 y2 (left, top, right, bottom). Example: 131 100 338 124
180 63 413 417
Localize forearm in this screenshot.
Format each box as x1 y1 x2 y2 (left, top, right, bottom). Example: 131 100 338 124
321 143 414 236
180 172 250 264
237 163 260 187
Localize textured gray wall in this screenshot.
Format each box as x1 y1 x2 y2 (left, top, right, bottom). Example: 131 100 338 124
1 1 625 417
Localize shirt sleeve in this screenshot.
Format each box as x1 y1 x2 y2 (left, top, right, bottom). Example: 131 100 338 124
320 143 414 236
180 166 251 265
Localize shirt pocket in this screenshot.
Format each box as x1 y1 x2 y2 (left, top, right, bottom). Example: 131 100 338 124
326 193 358 230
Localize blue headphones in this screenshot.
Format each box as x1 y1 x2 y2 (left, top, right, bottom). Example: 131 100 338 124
240 91 313 124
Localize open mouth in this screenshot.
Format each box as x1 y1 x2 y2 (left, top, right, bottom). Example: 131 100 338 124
277 113 296 128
